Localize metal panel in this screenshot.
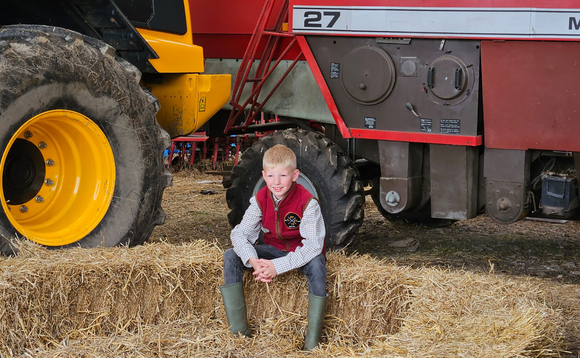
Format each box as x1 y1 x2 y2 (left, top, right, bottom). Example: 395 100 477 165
204 59 334 124
306 36 481 144
189 0 302 60
482 40 580 152
483 148 530 223
483 148 529 183
145 73 231 138
430 144 479 220
378 141 423 213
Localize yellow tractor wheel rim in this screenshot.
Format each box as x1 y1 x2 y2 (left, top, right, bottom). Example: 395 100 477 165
0 110 116 246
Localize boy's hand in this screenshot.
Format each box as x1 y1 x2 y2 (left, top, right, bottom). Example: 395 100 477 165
248 257 261 271
256 259 277 280
249 257 272 282
248 258 277 282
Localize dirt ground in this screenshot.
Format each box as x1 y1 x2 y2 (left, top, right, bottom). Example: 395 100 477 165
151 169 580 357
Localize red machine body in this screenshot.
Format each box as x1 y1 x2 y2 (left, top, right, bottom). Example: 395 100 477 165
481 40 580 152
288 0 580 150
192 0 580 151
190 0 298 59
193 0 580 224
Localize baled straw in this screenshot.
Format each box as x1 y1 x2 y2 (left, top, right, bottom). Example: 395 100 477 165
0 240 223 354
0 240 564 357
375 267 564 357
243 252 413 346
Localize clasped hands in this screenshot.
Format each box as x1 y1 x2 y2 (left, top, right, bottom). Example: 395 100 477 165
249 257 277 283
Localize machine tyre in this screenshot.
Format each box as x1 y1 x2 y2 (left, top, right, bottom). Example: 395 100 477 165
0 25 171 254
226 129 364 250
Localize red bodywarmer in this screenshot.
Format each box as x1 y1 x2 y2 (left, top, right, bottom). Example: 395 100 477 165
255 183 315 252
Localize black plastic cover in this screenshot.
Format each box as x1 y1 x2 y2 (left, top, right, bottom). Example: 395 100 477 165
115 0 187 35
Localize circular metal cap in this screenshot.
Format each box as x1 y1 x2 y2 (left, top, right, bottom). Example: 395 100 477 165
401 59 417 76
427 55 469 101
341 46 396 105
497 197 512 212
385 191 401 207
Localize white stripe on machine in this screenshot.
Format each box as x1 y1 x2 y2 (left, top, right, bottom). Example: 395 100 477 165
292 6 580 39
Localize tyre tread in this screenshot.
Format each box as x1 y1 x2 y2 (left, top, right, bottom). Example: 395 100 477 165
0 25 170 251
226 129 364 250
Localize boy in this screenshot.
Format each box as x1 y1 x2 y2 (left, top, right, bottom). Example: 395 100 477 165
220 144 327 351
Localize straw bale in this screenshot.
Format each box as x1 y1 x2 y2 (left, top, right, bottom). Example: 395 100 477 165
243 252 413 345
374 267 564 358
0 240 564 357
0 240 223 354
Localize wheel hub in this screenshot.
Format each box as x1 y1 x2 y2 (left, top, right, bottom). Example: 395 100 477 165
0 110 116 246
3 139 45 205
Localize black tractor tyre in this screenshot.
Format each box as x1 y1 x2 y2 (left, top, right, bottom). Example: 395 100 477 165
226 129 365 250
0 25 171 255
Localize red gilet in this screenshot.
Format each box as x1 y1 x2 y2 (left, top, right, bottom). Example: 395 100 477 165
255 183 314 252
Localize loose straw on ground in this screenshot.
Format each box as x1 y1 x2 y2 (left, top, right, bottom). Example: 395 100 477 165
0 240 564 357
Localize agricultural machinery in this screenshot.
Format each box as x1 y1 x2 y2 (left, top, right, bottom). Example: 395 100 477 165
1 0 579 253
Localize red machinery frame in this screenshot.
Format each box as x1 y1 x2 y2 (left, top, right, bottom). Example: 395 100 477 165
224 0 305 133
192 0 580 151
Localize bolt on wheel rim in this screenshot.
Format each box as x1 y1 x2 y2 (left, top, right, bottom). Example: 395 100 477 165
1 110 116 246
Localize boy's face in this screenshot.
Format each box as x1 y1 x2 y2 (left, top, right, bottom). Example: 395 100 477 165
262 165 299 200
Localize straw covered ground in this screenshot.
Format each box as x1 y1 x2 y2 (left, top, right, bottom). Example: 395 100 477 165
0 168 576 357
0 240 564 357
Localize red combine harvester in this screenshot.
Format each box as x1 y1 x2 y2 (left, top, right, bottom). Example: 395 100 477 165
191 0 580 249
2 0 578 252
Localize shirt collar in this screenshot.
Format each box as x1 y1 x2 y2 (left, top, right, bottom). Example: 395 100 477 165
271 192 283 204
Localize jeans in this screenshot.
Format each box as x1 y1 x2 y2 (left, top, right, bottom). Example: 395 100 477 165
223 244 327 297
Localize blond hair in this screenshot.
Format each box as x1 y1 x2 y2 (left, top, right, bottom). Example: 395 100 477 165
263 144 296 170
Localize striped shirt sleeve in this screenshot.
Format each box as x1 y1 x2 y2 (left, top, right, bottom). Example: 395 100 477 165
230 196 262 268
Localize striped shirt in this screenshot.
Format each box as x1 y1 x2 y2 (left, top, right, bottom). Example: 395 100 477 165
230 192 326 275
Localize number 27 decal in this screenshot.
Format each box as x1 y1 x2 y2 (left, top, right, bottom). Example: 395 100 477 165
304 11 341 28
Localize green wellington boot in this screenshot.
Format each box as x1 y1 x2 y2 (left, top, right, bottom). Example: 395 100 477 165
303 293 327 351
220 282 252 337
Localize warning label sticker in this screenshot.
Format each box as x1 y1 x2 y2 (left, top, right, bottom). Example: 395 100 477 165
364 117 376 129
440 119 461 134
420 118 432 133
330 63 340 79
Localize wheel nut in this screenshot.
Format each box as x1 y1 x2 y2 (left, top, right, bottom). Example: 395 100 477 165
497 197 512 212
44 178 54 186
385 191 401 207
24 131 33 139
35 195 44 203
38 141 47 149
19 205 28 213
46 159 55 166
